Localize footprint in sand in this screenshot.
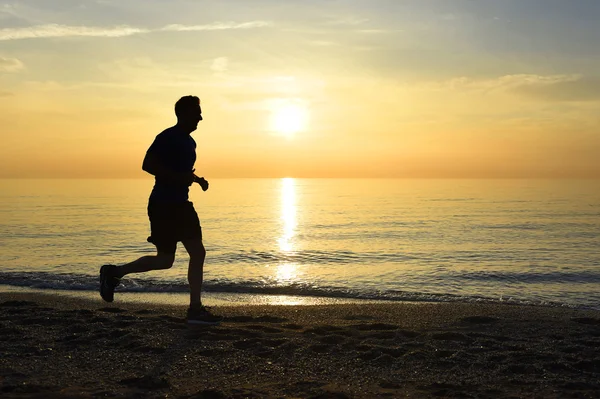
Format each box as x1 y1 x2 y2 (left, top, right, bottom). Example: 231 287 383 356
309 393 351 399
573 360 600 372
116 315 137 321
192 389 228 399
233 338 287 350
120 376 170 390
397 330 421 338
319 335 344 345
106 329 132 339
225 315 288 323
431 332 471 342
147 315 186 328
89 316 110 323
133 309 159 315
282 323 304 330
572 317 600 325
461 316 500 324
243 325 284 334
21 316 72 326
358 350 381 361
352 323 399 331
381 347 406 358
186 331 237 341
133 345 167 355
197 348 227 357
65 324 90 334
97 307 126 313
366 331 397 340
343 315 376 321
303 326 345 336
562 382 599 390
379 380 402 389
232 338 260 350
76 309 94 316
0 325 21 340
309 343 331 354
0 300 37 307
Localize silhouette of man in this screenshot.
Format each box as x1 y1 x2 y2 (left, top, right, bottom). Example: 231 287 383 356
100 95 222 325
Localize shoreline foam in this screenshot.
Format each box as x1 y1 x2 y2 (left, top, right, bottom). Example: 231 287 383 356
1 282 593 311
0 285 391 307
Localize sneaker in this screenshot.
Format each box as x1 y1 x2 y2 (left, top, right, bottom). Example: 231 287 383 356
99 264 121 302
187 306 223 325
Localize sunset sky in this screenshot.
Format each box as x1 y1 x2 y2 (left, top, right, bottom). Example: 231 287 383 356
1 0 599 178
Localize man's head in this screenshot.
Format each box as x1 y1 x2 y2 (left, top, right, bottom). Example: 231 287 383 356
175 95 202 132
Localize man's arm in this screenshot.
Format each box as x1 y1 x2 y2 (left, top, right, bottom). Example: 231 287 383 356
142 151 195 186
194 175 209 191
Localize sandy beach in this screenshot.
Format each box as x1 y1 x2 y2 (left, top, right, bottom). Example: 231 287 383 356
1 292 599 398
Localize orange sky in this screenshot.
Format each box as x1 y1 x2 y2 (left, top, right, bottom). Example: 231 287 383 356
1 1 599 178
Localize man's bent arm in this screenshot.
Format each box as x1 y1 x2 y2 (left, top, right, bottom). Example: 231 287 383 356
142 151 194 186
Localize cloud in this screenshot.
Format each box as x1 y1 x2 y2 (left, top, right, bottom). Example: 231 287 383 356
429 74 579 90
0 91 14 97
433 74 600 102
309 40 338 46
416 74 588 96
0 57 23 72
211 57 229 73
160 21 270 32
514 76 600 102
0 21 271 41
326 17 369 26
356 29 388 34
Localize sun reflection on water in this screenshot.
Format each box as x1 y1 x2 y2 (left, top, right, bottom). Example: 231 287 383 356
278 178 296 252
275 262 297 282
276 178 299 284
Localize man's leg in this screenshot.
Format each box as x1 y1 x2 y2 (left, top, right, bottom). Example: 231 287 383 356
114 252 175 278
100 244 175 302
181 238 221 325
181 238 206 307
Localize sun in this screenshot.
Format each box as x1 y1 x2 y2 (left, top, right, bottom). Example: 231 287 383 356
269 99 308 137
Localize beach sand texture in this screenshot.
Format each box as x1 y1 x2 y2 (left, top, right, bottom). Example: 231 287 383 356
1 292 600 398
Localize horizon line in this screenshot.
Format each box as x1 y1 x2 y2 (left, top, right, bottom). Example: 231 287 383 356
1 176 599 180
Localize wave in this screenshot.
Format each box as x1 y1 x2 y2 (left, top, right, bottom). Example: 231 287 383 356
210 249 416 265
451 270 600 284
0 271 588 309
211 248 598 267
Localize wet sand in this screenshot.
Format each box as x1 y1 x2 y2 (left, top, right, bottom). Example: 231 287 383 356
1 292 600 398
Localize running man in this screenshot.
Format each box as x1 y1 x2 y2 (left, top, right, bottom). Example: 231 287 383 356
99 95 222 325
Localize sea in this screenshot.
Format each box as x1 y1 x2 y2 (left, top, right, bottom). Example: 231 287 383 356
1 178 599 309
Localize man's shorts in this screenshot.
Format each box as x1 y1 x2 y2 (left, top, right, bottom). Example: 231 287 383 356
147 201 202 254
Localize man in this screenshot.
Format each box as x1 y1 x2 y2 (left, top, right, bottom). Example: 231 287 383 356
99 95 222 325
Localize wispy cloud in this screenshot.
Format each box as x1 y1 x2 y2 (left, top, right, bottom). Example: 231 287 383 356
460 74 600 102
356 29 389 34
210 57 229 73
309 40 338 47
418 74 582 93
0 21 271 41
326 17 369 26
0 56 24 72
514 76 600 102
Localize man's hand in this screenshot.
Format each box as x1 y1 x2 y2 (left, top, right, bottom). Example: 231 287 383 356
194 176 209 191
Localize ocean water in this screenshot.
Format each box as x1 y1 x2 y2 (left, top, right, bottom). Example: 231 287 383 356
1 178 599 308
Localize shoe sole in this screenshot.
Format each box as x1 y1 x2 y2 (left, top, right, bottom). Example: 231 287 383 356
99 266 114 302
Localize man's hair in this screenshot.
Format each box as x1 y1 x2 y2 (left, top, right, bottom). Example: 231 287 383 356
175 95 200 118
